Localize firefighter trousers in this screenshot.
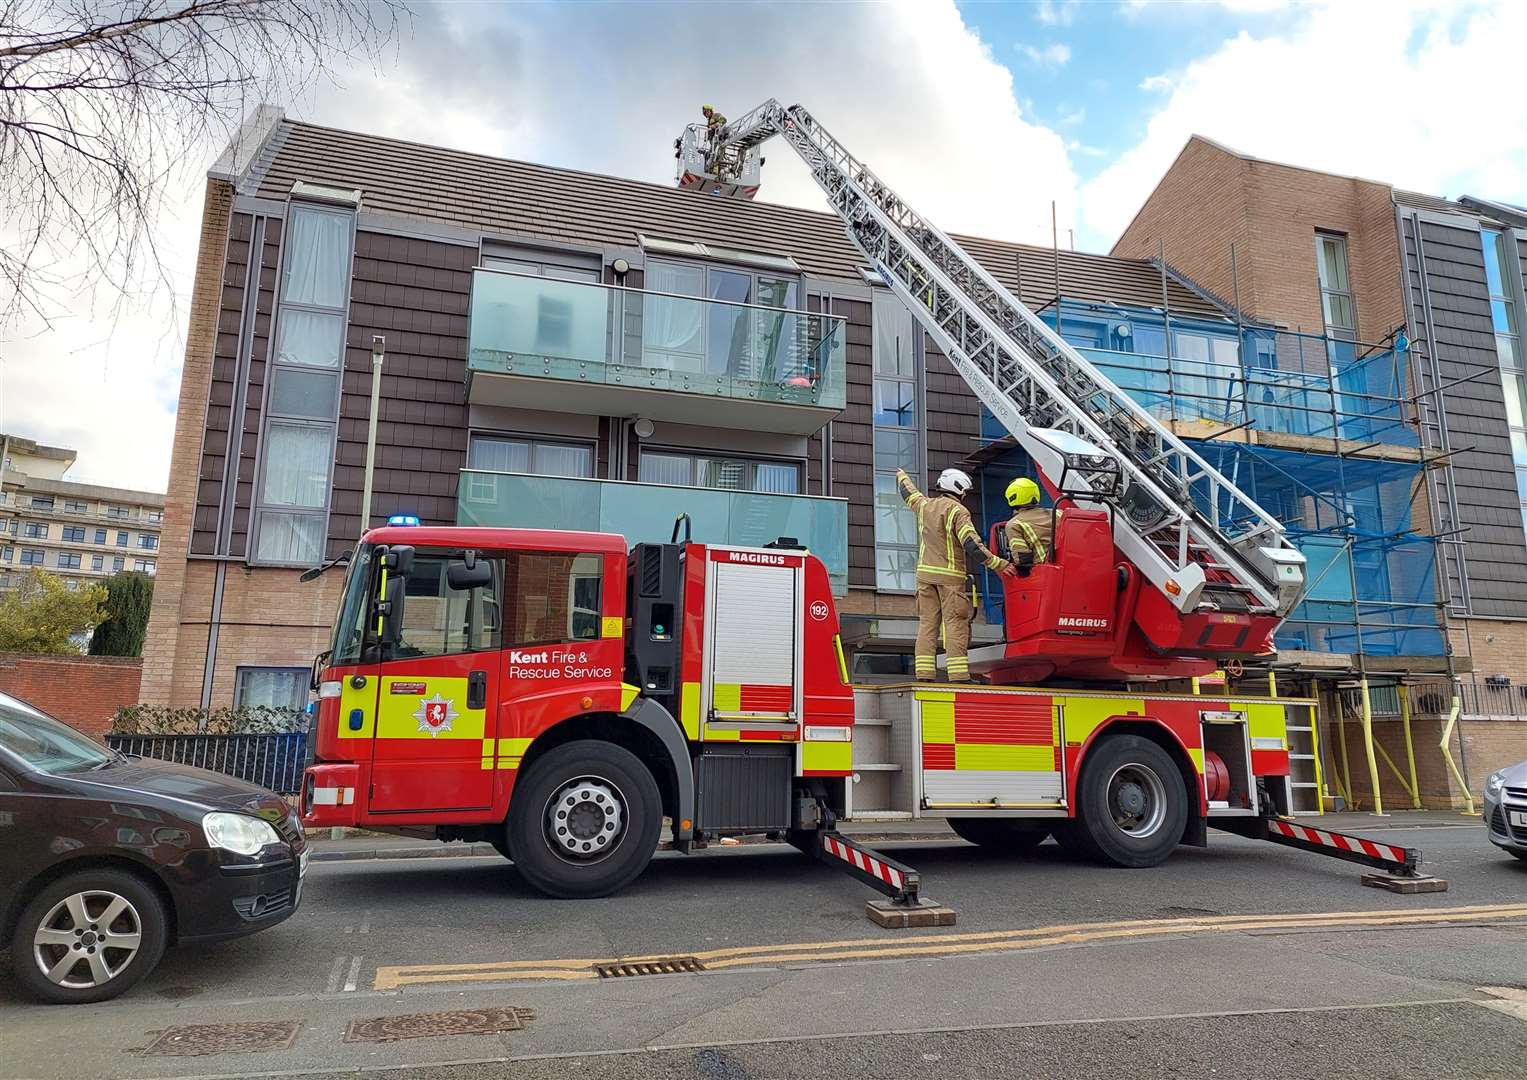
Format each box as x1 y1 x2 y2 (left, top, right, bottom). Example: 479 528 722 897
915 580 973 682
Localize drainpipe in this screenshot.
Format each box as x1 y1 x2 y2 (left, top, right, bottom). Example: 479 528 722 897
360 336 385 535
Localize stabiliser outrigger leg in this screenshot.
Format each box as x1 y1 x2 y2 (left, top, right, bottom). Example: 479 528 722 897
788 806 957 927
1215 814 1449 894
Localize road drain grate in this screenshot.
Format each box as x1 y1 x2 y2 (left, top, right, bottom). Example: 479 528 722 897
345 1007 536 1043
594 956 706 978
138 1021 301 1057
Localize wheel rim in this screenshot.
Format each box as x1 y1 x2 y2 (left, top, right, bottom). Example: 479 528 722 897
1106 763 1168 839
32 890 143 989
544 775 626 864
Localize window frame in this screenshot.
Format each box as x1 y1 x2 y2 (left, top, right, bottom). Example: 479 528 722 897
61 526 86 543
56 552 82 570
393 548 507 661
30 496 54 510
1315 230 1358 341
250 200 357 568
502 550 604 650
22 521 47 539
1482 227 1527 545
635 445 804 494
64 500 89 513
871 290 924 594
465 430 597 479
640 255 805 377
19 548 45 565
233 666 311 712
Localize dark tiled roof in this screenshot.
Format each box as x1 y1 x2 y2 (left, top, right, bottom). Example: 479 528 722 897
250 119 1228 320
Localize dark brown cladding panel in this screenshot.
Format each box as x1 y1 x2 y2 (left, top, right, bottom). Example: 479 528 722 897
324 230 472 552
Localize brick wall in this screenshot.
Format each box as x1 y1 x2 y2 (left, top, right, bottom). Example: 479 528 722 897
0 654 142 738
143 178 236 706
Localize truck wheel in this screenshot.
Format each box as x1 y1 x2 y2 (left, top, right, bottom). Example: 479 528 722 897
506 740 662 899
1073 735 1188 868
10 868 168 1004
948 818 1049 852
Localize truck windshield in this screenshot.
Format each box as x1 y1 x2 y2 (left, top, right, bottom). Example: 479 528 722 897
330 544 375 666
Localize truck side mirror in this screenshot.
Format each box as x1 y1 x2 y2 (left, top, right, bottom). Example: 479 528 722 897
379 544 415 577
376 573 406 648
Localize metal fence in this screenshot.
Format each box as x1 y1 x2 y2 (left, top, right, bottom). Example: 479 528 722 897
107 733 308 795
1402 677 1527 719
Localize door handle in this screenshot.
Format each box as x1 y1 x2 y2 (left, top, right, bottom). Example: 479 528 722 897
467 670 487 710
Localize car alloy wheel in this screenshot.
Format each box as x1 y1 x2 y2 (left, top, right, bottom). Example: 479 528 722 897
32 890 144 990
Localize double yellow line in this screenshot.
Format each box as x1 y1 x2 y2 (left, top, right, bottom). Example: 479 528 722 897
373 902 1527 991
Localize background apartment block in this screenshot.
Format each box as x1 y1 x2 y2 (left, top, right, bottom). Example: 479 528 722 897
1113 136 1527 800
0 433 164 591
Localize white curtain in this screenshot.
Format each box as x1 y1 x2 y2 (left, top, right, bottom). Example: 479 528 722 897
254 511 324 565
468 436 530 473
275 310 343 368
237 669 303 709
638 452 692 487
532 443 592 477
753 463 799 494
262 423 332 508
642 262 704 369
284 208 350 308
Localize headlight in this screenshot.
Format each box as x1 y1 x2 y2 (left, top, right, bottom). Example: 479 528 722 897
203 812 283 856
1485 772 1505 799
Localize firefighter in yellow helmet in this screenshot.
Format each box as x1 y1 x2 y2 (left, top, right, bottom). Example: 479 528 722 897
897 467 1015 682
1003 476 1057 573
702 104 727 133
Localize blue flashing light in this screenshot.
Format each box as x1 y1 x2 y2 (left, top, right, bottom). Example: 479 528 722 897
387 514 421 527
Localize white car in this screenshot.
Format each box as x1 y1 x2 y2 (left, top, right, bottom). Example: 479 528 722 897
1484 759 1527 861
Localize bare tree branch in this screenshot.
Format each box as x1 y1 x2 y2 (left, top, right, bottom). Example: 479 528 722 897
0 0 407 325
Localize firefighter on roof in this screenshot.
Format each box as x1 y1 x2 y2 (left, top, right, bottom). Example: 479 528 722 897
897 467 1015 682
1003 477 1058 573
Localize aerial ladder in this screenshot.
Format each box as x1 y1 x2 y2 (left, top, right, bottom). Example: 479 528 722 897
678 103 1307 681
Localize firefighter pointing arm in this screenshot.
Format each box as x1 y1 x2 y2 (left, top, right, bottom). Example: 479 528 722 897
1003 477 1058 575
897 467 1015 683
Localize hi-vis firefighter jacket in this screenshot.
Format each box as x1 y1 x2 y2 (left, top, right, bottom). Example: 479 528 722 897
1005 506 1059 565
896 469 1009 586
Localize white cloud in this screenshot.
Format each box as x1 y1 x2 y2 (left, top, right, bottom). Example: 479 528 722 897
1035 0 1081 26
1058 105 1087 126
1017 42 1072 67
1082 0 1527 248
1138 73 1174 93
2 0 1079 489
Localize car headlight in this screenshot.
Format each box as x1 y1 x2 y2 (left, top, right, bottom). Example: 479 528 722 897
203 812 283 856
1485 772 1505 799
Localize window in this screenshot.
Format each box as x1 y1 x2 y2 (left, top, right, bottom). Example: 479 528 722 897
112 556 124 571
106 505 131 519
115 531 127 546
1316 232 1356 342
5 519 14 534
467 434 593 478
642 258 802 379
22 522 46 539
638 450 800 493
504 552 603 647
1171 331 1240 424
90 554 103 571
872 291 920 591
57 552 81 569
93 528 106 544
30 496 53 510
134 559 155 573
396 551 505 659
0 546 10 561
147 510 163 523
138 534 158 550
20 549 44 565
62 526 85 542
234 667 309 711
64 500 88 513
253 202 354 566
482 254 600 283
1483 228 1527 541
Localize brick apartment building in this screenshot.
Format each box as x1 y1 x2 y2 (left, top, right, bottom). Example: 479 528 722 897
1114 135 1527 795
145 109 1486 807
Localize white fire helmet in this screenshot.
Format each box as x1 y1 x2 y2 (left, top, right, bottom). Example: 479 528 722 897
936 468 974 497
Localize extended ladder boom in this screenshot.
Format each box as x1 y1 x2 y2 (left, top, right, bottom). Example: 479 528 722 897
695 101 1305 618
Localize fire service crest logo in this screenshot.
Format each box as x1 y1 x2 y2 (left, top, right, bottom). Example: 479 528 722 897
413 693 459 737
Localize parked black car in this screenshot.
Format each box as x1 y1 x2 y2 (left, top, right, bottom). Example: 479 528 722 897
0 692 306 1004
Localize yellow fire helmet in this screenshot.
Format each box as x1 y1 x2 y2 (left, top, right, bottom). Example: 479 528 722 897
1005 477 1041 508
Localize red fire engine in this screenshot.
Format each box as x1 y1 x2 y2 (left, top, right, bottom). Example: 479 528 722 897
301 102 1434 909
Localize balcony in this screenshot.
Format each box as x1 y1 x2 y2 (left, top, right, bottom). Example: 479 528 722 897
457 471 850 592
465 269 846 435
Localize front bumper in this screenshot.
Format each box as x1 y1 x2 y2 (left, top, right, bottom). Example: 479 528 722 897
1484 787 1527 853
175 848 306 942
301 763 363 828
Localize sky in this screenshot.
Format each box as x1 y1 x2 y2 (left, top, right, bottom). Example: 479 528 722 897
2 0 1524 492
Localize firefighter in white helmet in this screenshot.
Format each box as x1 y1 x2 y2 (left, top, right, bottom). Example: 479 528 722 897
896 466 1015 682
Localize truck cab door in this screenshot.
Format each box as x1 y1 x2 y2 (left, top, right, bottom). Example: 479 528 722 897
368 548 504 813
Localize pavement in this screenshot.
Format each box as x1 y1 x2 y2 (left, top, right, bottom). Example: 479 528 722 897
2 813 1524 1079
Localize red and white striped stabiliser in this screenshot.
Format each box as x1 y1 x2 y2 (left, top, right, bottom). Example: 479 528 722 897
1269 819 1409 865
822 834 905 891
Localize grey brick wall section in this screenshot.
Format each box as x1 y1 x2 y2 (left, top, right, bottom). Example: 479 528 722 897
1401 214 1527 619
